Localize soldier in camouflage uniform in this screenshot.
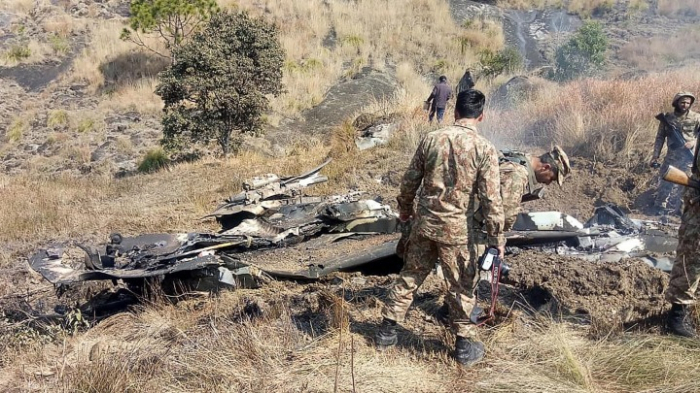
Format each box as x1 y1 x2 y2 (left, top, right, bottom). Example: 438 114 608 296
470 147 572 257
651 92 700 215
666 119 700 338
396 147 572 259
375 89 505 367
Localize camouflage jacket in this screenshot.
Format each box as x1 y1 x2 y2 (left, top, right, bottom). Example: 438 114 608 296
653 110 700 159
474 157 533 232
397 119 506 246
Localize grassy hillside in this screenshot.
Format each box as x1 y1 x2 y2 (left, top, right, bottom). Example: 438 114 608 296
3 0 700 391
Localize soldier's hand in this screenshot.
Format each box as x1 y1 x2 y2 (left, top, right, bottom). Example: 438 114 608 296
685 141 695 149
497 245 505 258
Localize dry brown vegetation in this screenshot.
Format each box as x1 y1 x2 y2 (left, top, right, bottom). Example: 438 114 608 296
659 0 700 18
4 0 700 391
618 27 700 70
236 0 504 116
484 67 700 162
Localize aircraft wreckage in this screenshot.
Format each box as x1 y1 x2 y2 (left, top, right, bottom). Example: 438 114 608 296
29 160 679 292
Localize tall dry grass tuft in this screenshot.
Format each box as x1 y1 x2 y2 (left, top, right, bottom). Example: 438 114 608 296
484 67 700 162
478 316 700 392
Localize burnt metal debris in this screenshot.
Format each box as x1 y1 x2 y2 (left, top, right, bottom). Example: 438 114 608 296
29 161 679 293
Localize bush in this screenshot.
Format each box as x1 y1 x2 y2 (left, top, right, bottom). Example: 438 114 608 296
4 43 31 62
156 11 285 156
553 21 608 81
479 47 523 79
6 118 27 142
48 35 70 55
138 148 170 173
47 110 69 128
75 118 96 133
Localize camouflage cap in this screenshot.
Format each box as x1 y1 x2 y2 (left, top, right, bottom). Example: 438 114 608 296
547 145 571 186
672 92 696 107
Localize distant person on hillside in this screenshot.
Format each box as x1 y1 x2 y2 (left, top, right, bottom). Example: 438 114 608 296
426 76 452 124
375 89 505 367
650 92 700 215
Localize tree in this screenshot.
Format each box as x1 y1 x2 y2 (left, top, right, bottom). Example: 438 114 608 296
553 21 608 81
121 0 219 63
156 11 285 156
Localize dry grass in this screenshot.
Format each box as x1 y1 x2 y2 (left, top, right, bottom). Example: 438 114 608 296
236 0 502 116
42 13 76 38
619 27 700 70
567 0 615 18
0 0 35 15
483 66 700 162
98 78 164 116
3 278 700 392
66 19 164 115
0 39 54 66
659 0 700 18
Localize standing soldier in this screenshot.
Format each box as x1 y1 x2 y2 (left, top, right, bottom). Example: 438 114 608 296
666 134 700 338
375 89 505 367
397 147 572 259
426 76 453 124
650 92 700 215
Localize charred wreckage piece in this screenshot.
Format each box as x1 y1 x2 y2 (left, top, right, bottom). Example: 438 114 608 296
30 161 679 295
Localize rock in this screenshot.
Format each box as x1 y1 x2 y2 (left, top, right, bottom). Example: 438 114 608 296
490 76 539 110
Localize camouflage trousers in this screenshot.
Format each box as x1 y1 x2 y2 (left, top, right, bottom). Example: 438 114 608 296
383 229 480 338
655 148 693 212
666 187 700 304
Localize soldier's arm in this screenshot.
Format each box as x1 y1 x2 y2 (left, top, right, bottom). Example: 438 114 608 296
478 145 506 247
501 165 528 232
652 120 666 160
397 137 427 218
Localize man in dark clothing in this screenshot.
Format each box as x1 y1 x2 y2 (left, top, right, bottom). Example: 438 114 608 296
426 76 453 124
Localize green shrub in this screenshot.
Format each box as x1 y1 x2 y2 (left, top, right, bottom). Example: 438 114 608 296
76 118 96 133
553 21 608 81
157 11 284 156
4 44 31 62
49 35 70 55
6 118 27 142
479 47 523 78
47 110 69 128
138 148 170 173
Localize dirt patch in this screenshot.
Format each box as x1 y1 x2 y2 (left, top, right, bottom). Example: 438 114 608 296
505 251 669 327
525 158 660 221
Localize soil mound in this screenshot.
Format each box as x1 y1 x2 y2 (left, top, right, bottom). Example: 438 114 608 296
506 251 668 326
525 158 660 220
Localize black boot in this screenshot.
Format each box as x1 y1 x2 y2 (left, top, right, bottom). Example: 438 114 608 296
667 303 697 338
375 318 398 348
454 336 485 366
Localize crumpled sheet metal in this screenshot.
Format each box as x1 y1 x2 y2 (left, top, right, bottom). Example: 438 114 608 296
506 205 678 272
